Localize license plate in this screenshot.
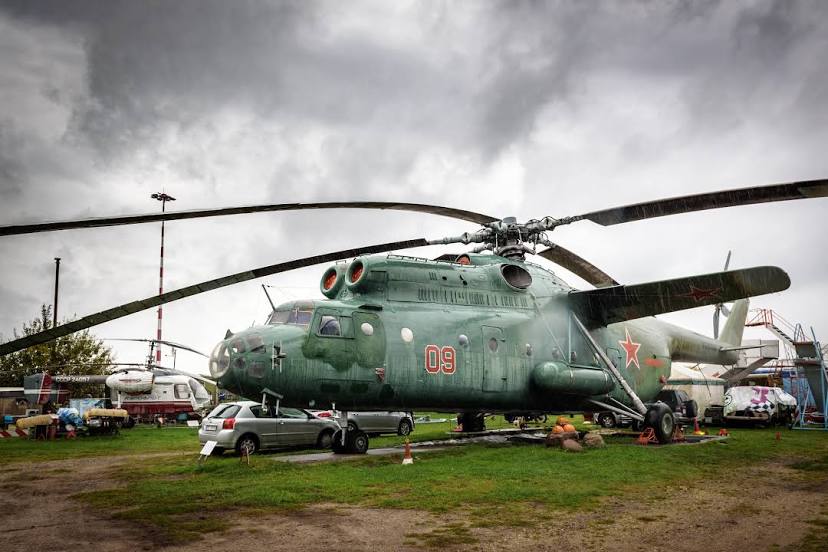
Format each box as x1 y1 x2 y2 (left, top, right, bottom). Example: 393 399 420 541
206 424 217 432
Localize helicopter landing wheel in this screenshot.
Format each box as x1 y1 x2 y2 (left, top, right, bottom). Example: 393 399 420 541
458 412 485 432
645 403 674 444
331 429 369 454
347 430 369 454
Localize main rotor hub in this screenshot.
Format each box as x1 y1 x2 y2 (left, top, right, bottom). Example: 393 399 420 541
429 216 552 260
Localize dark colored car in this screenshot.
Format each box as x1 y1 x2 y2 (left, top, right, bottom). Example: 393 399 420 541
654 389 698 425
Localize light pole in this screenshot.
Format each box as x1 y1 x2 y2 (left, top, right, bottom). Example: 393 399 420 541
151 192 176 364
53 257 61 328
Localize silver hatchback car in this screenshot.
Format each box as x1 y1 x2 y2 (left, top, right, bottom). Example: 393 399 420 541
313 410 415 436
199 401 340 455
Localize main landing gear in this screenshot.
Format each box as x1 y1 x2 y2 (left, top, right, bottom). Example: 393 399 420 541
644 402 675 444
331 412 370 455
457 412 486 433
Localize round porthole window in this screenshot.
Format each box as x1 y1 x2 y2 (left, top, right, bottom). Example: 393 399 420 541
401 327 414 343
361 322 374 336
458 334 469 347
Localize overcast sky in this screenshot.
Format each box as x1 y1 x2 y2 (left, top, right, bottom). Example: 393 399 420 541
1 0 826 376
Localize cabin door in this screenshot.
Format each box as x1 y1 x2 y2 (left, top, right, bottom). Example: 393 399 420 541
482 326 507 392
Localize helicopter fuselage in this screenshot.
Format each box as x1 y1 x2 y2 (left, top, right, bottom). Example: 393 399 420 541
210 253 739 414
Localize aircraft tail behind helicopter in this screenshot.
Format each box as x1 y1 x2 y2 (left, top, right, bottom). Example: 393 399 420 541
718 297 749 348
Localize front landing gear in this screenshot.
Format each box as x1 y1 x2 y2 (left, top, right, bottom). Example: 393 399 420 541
331 428 370 454
457 412 486 432
644 402 675 444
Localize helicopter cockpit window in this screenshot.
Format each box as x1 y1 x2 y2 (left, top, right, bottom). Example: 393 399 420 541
316 314 354 338
188 379 211 400
229 338 246 355
247 361 265 379
209 343 231 378
267 302 314 328
245 334 265 353
174 384 191 399
319 316 341 336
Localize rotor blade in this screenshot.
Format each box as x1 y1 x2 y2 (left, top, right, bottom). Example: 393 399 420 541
536 244 619 288
105 338 208 357
567 178 828 227
36 362 143 370
156 367 215 385
0 202 498 237
0 238 428 356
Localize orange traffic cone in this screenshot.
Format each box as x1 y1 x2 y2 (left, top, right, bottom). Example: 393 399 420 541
402 438 414 465
692 417 705 436
718 428 729 437
775 431 781 441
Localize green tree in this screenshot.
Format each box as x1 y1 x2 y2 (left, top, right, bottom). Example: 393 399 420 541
0 304 114 396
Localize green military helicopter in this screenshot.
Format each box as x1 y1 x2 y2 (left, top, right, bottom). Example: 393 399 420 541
1 179 826 450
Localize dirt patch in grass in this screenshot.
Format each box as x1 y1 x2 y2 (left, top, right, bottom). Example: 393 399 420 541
0 452 187 551
159 461 826 552
171 504 440 552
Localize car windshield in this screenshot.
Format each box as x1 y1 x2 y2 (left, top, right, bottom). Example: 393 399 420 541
277 407 308 419
209 404 240 419
267 301 314 328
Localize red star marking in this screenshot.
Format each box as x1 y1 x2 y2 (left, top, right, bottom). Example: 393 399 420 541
678 285 721 302
618 327 641 370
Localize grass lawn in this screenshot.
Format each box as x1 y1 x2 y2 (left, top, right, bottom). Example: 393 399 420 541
0 425 202 465
61 422 828 543
0 411 525 465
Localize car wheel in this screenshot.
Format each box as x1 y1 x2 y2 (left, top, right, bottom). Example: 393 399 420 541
347 421 358 432
235 434 259 456
317 429 334 449
122 416 136 429
645 403 674 444
348 430 369 454
398 419 412 436
598 413 616 428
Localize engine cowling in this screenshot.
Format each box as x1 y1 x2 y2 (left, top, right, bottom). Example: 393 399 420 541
320 264 347 298
531 361 614 396
105 371 154 394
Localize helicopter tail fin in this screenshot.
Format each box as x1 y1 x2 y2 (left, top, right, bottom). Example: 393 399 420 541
567 266 789 328
718 298 749 347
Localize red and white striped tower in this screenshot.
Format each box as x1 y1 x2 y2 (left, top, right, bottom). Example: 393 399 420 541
151 192 176 364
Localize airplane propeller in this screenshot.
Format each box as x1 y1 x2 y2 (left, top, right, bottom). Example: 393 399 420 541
0 178 825 356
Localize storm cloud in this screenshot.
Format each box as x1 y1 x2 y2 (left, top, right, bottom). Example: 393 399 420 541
1 0 826 373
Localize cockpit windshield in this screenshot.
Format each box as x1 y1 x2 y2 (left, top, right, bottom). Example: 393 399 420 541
267 301 314 328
